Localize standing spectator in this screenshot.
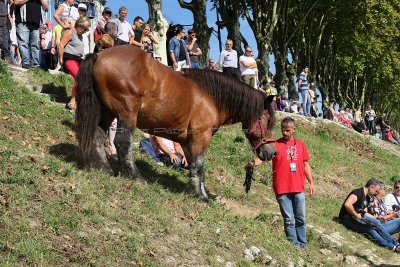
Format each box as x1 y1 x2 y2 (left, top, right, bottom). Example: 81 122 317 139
51 18 71 70
354 106 364 128
298 66 311 116
250 117 315 249
77 3 90 55
9 0 22 65
130 16 143 48
339 178 400 252
94 7 112 42
392 129 400 145
53 0 79 29
168 25 190 71
239 46 258 88
40 23 56 70
265 81 278 110
205 58 214 70
14 0 48 69
218 39 239 79
326 102 335 120
58 16 90 112
365 105 376 135
0 0 13 64
141 23 158 58
112 6 134 45
377 113 389 141
185 29 202 69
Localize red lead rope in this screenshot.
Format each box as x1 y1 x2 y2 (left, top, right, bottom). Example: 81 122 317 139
249 119 275 151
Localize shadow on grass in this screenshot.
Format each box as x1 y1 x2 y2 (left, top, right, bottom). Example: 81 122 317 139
41 83 69 103
48 143 187 194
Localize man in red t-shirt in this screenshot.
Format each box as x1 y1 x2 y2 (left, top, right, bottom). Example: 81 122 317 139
251 117 315 249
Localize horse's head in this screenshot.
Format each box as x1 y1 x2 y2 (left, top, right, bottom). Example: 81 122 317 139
243 95 277 161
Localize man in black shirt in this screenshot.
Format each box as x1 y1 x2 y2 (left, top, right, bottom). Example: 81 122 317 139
131 16 143 48
339 178 400 252
0 0 13 63
14 0 48 68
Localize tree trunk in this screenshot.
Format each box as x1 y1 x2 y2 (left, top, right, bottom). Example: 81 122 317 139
178 0 213 68
146 0 169 65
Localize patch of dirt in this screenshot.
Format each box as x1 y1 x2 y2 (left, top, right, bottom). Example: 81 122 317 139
217 197 271 218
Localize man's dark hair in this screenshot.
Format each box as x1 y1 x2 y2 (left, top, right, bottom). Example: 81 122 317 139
175 25 184 35
281 117 295 128
394 180 400 187
365 178 380 188
188 29 195 35
134 16 144 22
303 65 308 70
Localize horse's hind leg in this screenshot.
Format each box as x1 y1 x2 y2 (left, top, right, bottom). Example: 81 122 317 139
87 127 113 175
114 120 146 184
187 153 209 202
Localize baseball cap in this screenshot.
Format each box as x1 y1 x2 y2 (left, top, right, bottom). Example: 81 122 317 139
103 7 112 15
78 3 87 10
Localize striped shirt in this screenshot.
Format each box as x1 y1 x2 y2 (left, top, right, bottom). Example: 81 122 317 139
298 72 308 91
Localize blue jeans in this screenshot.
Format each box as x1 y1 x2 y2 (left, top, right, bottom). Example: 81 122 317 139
383 218 400 235
341 215 398 249
301 90 311 116
276 192 307 249
16 22 40 67
190 62 200 69
159 153 184 169
367 120 375 135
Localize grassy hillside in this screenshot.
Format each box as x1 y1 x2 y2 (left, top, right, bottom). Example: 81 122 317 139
0 62 399 266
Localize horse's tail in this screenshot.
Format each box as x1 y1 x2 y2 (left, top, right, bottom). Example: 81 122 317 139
75 53 100 161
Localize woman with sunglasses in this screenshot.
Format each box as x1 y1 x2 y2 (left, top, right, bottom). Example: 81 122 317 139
58 17 91 112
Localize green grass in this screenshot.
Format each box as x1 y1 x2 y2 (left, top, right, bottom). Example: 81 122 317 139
0 61 400 265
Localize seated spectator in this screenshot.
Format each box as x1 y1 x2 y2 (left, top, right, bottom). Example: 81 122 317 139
392 129 400 145
277 95 289 112
140 136 187 169
385 180 400 212
95 34 115 52
311 102 318 118
386 128 399 145
338 111 353 129
214 62 223 72
367 182 400 235
332 111 339 123
375 126 381 139
290 101 299 114
339 178 400 252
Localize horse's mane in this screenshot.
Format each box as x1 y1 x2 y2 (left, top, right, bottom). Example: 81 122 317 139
181 69 266 123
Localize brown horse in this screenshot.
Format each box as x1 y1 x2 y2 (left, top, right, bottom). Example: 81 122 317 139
75 45 276 202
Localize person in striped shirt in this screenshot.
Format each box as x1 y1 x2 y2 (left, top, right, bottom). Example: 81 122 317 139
298 66 311 116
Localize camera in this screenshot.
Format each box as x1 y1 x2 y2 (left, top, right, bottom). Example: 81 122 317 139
392 204 400 212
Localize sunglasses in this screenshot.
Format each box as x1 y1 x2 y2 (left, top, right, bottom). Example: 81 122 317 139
396 186 400 189
246 50 252 52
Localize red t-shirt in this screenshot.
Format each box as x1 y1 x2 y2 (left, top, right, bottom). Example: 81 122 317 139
272 138 310 195
386 132 393 142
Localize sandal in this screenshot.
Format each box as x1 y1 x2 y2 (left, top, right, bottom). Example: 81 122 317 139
66 102 76 110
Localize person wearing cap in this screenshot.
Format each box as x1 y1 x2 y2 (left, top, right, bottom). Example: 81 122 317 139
77 3 86 17
95 7 112 42
76 3 90 55
266 81 278 110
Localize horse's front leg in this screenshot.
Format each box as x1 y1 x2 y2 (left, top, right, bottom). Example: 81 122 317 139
114 120 146 184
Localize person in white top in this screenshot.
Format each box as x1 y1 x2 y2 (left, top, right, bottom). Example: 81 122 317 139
239 46 258 88
116 6 134 45
218 39 239 79
385 180 400 212
77 3 90 55
53 0 79 29
365 105 376 135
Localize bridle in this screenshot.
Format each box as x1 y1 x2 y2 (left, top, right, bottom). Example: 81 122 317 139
248 119 275 151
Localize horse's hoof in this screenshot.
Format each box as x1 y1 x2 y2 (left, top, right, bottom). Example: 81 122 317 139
196 194 211 203
135 176 147 185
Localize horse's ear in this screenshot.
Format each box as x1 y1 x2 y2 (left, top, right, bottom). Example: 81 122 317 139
264 95 275 109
